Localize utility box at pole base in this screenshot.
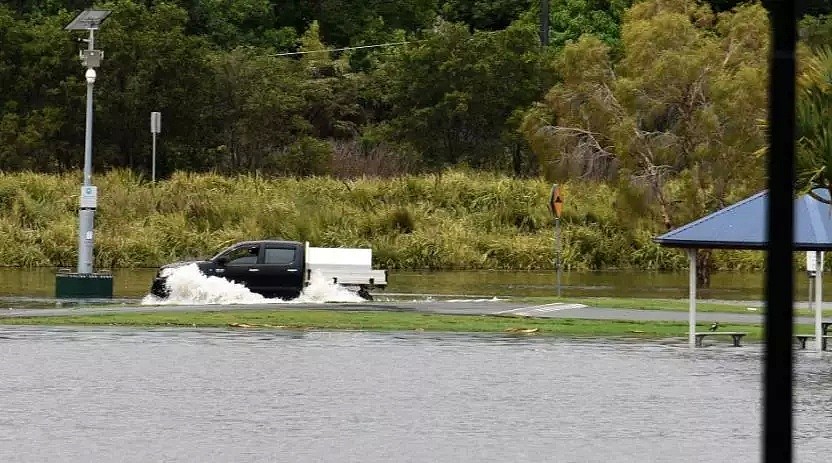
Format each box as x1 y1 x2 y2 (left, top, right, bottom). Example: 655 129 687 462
55 271 113 298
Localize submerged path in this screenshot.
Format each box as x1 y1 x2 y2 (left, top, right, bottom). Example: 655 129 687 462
0 299 818 325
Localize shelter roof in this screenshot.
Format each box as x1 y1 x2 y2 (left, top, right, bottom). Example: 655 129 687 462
655 189 832 250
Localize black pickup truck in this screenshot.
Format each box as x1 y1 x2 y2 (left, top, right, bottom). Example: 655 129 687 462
150 240 387 300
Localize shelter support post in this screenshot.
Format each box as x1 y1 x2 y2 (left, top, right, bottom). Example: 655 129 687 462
689 248 697 348
815 252 823 353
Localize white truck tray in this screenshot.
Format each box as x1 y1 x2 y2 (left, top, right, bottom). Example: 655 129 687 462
305 244 387 287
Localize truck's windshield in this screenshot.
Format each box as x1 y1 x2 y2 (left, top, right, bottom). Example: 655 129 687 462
214 244 259 265
210 245 236 261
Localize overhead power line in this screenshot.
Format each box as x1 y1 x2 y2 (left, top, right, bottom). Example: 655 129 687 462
272 40 420 57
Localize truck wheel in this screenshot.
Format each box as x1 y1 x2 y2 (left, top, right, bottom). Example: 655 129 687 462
357 287 373 301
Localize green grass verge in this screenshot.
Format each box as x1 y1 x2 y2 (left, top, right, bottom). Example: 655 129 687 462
0 309 773 341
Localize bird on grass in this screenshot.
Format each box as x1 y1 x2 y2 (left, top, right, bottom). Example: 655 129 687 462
709 321 720 332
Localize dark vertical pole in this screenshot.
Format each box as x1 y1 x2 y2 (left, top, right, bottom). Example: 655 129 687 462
764 1 796 461
556 216 561 297
540 0 549 46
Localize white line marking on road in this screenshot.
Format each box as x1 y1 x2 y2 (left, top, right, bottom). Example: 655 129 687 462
495 303 587 316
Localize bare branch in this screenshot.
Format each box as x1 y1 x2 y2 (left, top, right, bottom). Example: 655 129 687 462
722 39 738 68
808 190 832 205
537 125 616 159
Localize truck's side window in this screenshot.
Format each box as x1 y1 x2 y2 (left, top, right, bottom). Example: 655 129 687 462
264 248 295 264
223 246 259 265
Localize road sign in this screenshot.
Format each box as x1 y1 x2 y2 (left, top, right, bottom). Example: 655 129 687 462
548 184 564 218
150 111 161 134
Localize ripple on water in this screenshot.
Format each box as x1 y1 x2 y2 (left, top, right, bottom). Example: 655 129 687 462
0 327 828 462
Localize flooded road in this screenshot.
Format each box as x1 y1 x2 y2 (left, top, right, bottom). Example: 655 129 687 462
0 328 830 462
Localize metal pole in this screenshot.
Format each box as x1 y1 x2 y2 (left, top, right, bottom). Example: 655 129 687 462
764 0 796 459
808 274 813 313
77 28 95 274
556 216 561 297
689 248 697 348
815 253 823 353
152 132 157 183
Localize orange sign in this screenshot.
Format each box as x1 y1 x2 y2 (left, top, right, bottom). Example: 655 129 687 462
548 184 564 218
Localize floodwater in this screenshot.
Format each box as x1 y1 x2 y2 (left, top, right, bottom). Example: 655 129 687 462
1 269 829 462
0 267 809 301
0 328 829 462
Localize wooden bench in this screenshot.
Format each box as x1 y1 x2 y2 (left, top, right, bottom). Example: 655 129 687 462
695 332 747 347
794 334 832 350
795 322 832 350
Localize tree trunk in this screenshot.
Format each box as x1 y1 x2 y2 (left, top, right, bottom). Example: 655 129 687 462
512 143 521 176
696 249 713 288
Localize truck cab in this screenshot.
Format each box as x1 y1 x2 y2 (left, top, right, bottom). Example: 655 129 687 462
211 240 306 298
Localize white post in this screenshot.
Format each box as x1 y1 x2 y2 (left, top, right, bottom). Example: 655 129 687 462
689 248 697 348
815 251 823 353
150 111 161 183
152 132 157 183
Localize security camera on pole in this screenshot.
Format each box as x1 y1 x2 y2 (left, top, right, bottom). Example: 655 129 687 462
56 10 114 298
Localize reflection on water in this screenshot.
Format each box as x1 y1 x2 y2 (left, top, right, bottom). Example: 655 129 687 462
0 267 775 299
0 267 829 304
0 328 828 462
385 269 771 299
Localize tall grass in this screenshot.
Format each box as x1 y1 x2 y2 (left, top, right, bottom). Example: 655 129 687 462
0 169 762 270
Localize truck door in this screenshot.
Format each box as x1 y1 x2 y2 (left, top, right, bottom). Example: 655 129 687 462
251 243 303 298
214 243 261 288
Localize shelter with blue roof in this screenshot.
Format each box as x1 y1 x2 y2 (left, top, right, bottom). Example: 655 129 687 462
655 188 832 349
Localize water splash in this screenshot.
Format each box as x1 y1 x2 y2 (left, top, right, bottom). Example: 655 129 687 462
293 274 365 303
141 264 364 305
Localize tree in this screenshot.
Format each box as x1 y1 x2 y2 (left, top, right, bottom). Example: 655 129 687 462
91 0 216 175
181 0 297 50
546 0 631 50
0 6 81 171
206 48 310 172
380 20 549 172
796 47 832 202
311 0 437 46
440 0 532 31
801 13 832 52
708 0 830 15
203 22 366 175
0 0 89 16
523 0 769 283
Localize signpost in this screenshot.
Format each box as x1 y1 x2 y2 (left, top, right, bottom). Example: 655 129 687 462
807 251 817 312
150 112 161 182
548 184 564 297
807 251 824 352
